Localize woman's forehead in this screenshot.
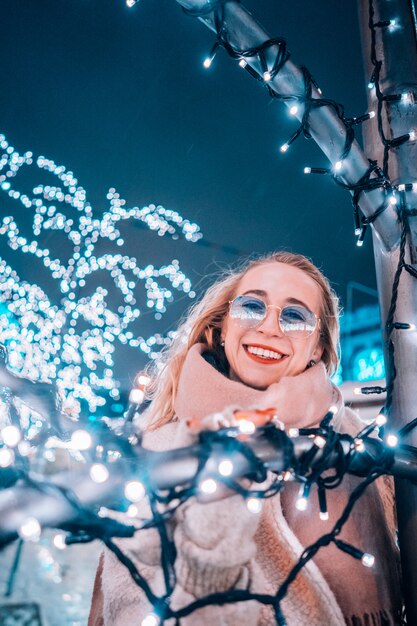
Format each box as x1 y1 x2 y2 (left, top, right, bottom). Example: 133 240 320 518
237 263 322 308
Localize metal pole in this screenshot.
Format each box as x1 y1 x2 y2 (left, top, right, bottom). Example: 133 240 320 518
357 1 417 622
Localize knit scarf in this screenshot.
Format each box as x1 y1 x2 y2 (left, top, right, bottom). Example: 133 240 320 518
171 344 403 625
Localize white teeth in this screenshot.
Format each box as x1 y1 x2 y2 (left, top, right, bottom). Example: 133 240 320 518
246 346 284 360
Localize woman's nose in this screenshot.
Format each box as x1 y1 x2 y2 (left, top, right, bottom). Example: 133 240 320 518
257 307 284 336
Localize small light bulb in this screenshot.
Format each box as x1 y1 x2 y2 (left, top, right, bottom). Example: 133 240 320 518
203 57 212 69
280 143 289 153
296 496 308 511
398 184 406 191
70 429 92 450
386 434 398 447
19 517 41 541
408 323 416 330
129 388 145 404
361 553 375 568
409 130 417 141
1 425 21 447
289 105 298 116
413 182 417 192
238 419 256 435
239 59 247 68
246 498 262 514
282 470 292 481
0 447 14 467
369 110 376 118
328 404 338 415
218 459 234 477
90 464 109 483
263 71 271 82
141 614 160 626
288 428 299 438
137 374 151 387
375 413 387 427
53 533 67 550
354 387 363 395
356 239 364 247
127 504 139 517
304 167 312 174
401 92 413 104
200 478 218 494
334 160 343 172
314 435 326 449
319 511 329 521
368 81 375 90
389 194 397 205
126 0 137 6
390 19 397 26
317 87 323 95
124 480 146 502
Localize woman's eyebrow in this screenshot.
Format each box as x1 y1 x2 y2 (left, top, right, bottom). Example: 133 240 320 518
241 289 267 297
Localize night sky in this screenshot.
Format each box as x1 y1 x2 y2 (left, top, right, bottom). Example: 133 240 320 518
1 0 377 384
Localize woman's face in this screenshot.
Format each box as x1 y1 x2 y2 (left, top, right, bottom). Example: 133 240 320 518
221 262 324 389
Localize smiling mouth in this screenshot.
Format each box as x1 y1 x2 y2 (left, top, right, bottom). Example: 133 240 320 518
243 344 288 363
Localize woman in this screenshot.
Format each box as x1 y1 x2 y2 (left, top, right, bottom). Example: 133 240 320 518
89 251 402 626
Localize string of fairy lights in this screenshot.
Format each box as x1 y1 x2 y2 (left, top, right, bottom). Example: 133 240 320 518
0 0 416 624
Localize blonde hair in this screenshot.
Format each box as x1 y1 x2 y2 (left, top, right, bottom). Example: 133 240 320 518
145 251 340 430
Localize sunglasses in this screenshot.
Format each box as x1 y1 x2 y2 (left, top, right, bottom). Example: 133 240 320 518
229 295 319 338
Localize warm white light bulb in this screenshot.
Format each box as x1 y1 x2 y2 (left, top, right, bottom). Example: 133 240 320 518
129 388 145 404
398 184 406 191
218 459 234 477
354 387 363 395
328 404 338 415
296 496 308 511
389 194 397 205
280 143 289 153
334 160 343 172
386 434 398 447
401 92 413 104
288 428 299 438
0 447 14 467
70 429 92 450
356 239 364 248
368 82 375 90
203 57 212 69
141 614 159 626
369 110 376 118
126 0 137 6
246 498 262 514
238 419 256 435
375 413 387 427
19 517 41 541
90 464 109 483
304 167 312 174
263 71 271 82
319 511 329 521
390 19 397 26
137 374 151 387
124 480 146 502
53 533 67 550
127 504 139 517
200 478 218 494
409 130 417 141
289 105 298 116
361 553 375 568
1 425 21 447
239 59 247 68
